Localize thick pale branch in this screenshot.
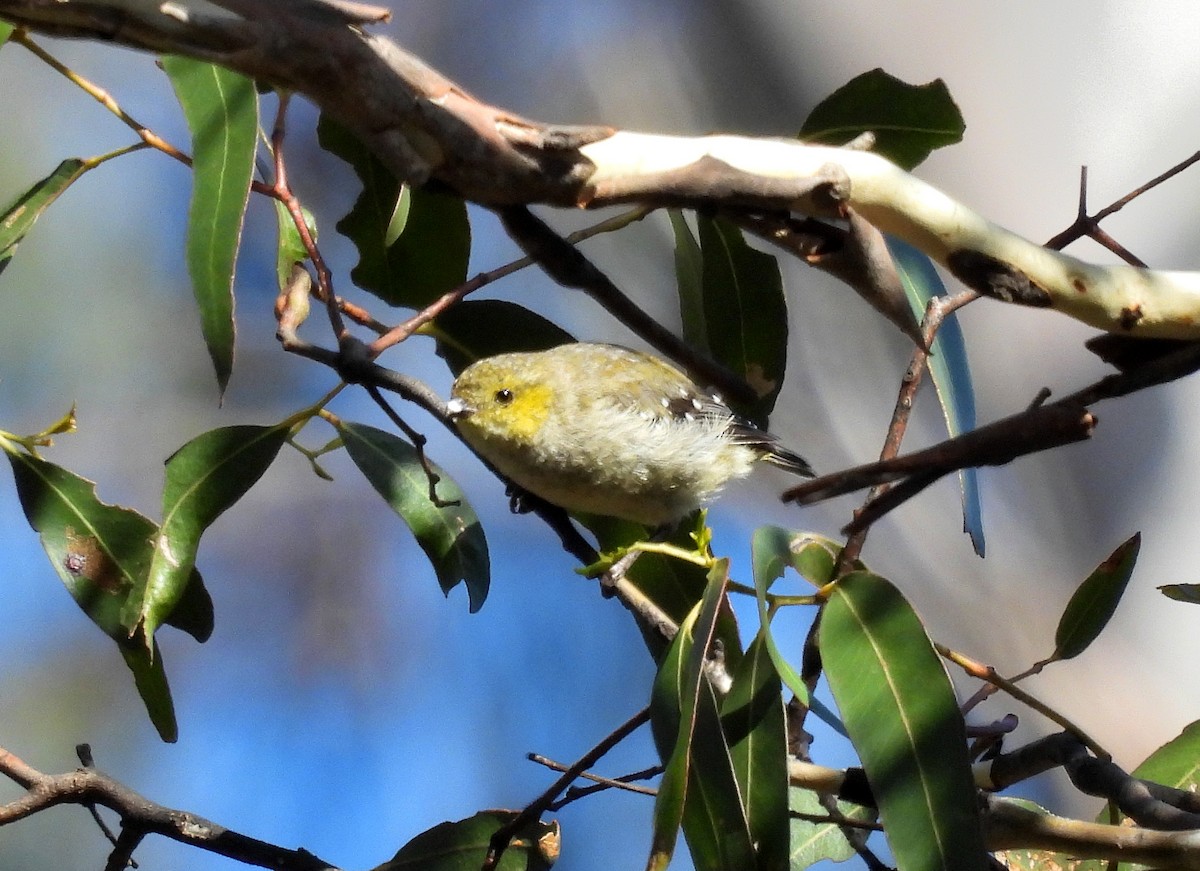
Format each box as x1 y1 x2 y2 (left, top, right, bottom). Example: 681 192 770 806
3 0 1200 337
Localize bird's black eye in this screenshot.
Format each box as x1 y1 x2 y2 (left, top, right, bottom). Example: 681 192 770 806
494 388 514 405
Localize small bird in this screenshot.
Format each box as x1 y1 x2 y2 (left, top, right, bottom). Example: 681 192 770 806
445 343 813 526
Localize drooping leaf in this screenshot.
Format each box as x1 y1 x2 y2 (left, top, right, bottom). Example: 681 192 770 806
431 300 574 376
139 424 289 641
670 209 708 351
822 571 988 871
800 68 965 170
721 629 789 871
1053 533 1141 661
337 421 490 612
318 115 471 308
372 810 559 871
6 450 214 643
120 638 179 742
648 559 755 871
888 237 985 556
4 451 213 739
162 56 258 395
696 215 787 426
0 21 13 46
0 159 90 279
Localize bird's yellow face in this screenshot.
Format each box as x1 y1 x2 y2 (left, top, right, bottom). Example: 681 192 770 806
448 356 556 446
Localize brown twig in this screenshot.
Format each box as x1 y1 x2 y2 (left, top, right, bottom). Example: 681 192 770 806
787 338 1200 532
484 708 652 870
833 289 978 571
0 745 338 870
1045 153 1200 255
524 755 660 808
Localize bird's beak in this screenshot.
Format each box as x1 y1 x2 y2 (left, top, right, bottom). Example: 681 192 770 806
446 397 474 420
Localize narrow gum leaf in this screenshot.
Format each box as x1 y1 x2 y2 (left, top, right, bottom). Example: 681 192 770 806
162 56 259 395
337 421 490 612
648 560 755 871
822 571 988 871
1126 719 1200 800
696 215 787 425
750 526 811 705
1159 583 1200 604
6 451 213 642
120 638 179 743
431 299 574 376
721 630 789 871
1053 532 1141 661
888 237 985 556
0 158 90 278
670 209 708 351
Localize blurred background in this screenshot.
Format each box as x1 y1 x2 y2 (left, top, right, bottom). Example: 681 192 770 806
2 1 1200 868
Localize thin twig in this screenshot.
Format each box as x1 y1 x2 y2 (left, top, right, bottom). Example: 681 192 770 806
484 708 652 870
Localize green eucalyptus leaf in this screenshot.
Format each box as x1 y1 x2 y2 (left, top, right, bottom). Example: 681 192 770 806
0 21 13 46
721 629 789 871
1053 532 1140 661
139 424 289 641
670 209 708 352
6 450 213 643
750 525 811 705
318 115 470 308
822 571 987 871
888 237 985 555
648 559 754 871
1126 719 1200 802
120 638 179 743
162 56 258 396
337 421 490 612
696 215 787 426
749 527 848 735
274 198 317 289
5 451 209 739
431 300 574 376
1159 583 1200 604
0 159 90 278
800 68 965 170
789 787 877 867
372 810 559 871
